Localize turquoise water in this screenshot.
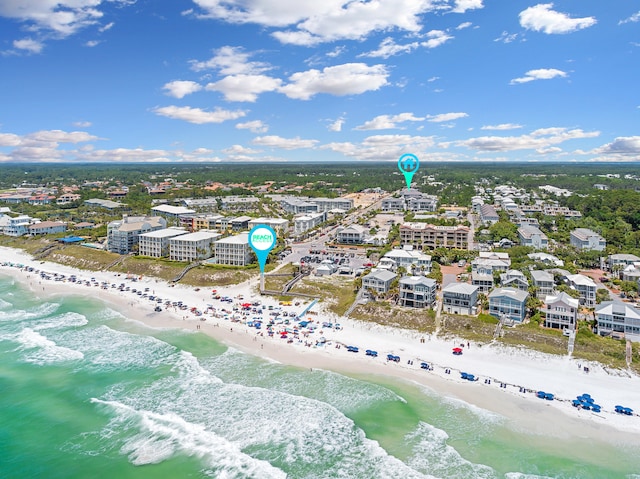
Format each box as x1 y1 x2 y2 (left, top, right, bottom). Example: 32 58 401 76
1 274 639 479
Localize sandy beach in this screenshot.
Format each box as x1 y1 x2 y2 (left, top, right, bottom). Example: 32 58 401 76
2 245 640 446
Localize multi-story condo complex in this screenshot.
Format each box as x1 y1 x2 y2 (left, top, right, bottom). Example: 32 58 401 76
214 233 253 266
399 276 437 308
138 227 187 258
248 218 290 233
107 216 167 254
169 230 221 262
400 223 469 250
293 212 327 236
570 228 606 251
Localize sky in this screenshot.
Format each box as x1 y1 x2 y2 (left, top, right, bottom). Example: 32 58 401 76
0 0 639 164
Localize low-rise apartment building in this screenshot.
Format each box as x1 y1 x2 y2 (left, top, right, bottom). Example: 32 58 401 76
400 222 469 249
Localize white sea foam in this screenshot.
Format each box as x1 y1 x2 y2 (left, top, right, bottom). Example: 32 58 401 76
206 347 405 413
33 311 88 330
92 398 288 479
0 302 60 323
405 422 497 479
504 473 556 479
0 297 12 309
13 327 84 364
55 324 177 371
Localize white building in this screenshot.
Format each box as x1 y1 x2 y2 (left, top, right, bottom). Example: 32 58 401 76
442 283 478 315
169 230 221 262
1 215 34 236
248 217 289 233
531 270 555 298
399 276 437 308
381 248 432 274
107 216 167 254
566 274 597 308
214 233 253 266
151 205 196 224
139 227 188 258
362 269 396 295
293 211 326 236
596 301 640 342
518 225 548 250
336 224 368 244
570 228 606 251
543 292 579 331
28 221 67 236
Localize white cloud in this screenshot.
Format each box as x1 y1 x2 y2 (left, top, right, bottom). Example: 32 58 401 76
595 136 640 156
619 11 640 25
456 22 472 30
0 133 22 147
360 37 419 59
322 134 436 160
519 3 596 34
222 144 261 155
494 31 519 43
252 135 318 150
26 129 98 144
192 0 438 45
206 74 282 102
85 40 100 47
0 1 104 37
328 117 345 132
190 46 271 75
355 112 424 130
13 38 43 54
421 30 453 49
279 63 388 100
361 30 452 58
510 68 567 84
451 0 484 14
481 123 523 131
72 121 92 128
453 127 599 152
427 112 468 123
236 120 269 133
162 80 203 99
152 105 246 124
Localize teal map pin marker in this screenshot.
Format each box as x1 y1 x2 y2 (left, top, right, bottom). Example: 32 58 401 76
249 224 277 274
398 153 419 190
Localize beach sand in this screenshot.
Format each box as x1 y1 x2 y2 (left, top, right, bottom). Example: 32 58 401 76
2 245 640 447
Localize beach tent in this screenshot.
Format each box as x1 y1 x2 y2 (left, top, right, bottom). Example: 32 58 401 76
452 347 463 355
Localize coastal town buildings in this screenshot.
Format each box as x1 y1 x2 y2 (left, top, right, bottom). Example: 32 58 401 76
107 216 167 254
399 223 469 250
488 288 529 324
214 233 252 266
169 230 221 262
542 292 579 331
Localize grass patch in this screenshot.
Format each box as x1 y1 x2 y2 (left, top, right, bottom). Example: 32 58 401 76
291 276 356 316
350 302 436 333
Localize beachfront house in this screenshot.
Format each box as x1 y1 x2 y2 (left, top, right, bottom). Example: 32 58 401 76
570 228 606 252
107 215 167 254
566 274 597 308
488 288 529 324
542 292 579 331
1 215 34 237
517 225 549 250
214 233 253 266
442 283 478 315
28 221 67 236
471 271 494 293
530 270 555 299
595 301 640 342
362 269 396 296
398 276 437 308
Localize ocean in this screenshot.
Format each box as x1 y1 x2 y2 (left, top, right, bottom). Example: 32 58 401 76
1 274 639 479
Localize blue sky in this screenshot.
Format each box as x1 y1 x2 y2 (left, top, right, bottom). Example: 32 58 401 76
0 0 639 164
